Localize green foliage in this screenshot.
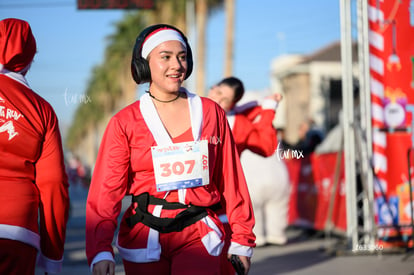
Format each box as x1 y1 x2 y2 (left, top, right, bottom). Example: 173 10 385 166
66 12 145 150
65 1 225 151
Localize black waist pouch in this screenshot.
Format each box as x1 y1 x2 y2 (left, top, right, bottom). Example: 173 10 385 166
126 192 221 233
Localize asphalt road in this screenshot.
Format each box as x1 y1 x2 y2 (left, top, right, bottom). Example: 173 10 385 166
36 186 414 275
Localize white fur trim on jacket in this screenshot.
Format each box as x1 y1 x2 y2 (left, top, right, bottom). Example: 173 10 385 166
0 224 64 273
140 87 202 204
226 114 235 131
0 64 30 88
139 88 202 145
0 224 40 249
37 252 64 274
228 242 254 258
115 205 162 263
118 89 222 263
200 216 224 256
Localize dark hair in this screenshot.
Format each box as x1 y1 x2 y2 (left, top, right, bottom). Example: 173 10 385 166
217 76 245 104
131 24 193 84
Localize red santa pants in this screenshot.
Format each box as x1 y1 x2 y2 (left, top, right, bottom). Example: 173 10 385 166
0 239 37 275
123 223 221 275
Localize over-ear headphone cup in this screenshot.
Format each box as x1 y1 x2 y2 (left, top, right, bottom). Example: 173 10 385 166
131 56 151 84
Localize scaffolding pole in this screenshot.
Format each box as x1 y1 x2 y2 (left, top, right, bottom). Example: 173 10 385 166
356 0 376 248
340 0 358 250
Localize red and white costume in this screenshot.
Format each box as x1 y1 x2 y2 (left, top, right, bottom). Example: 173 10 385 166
0 18 69 274
235 96 290 246
86 89 255 270
227 99 278 157
218 97 279 274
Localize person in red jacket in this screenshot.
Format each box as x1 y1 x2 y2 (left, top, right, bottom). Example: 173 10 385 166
85 24 255 275
0 18 70 274
208 77 285 274
237 92 290 247
208 77 280 157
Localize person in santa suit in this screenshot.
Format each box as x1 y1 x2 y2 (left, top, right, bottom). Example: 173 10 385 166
85 24 255 275
0 18 70 274
236 92 290 247
208 77 289 273
208 77 280 157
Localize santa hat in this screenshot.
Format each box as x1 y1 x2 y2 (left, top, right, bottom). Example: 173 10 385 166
141 27 186 59
0 18 37 73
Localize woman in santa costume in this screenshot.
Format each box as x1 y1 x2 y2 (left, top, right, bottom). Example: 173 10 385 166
85 24 255 275
0 18 70 274
208 77 280 157
208 77 289 274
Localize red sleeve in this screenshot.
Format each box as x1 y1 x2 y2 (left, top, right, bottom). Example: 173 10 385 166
215 107 256 248
35 109 70 261
236 107 277 157
85 116 130 265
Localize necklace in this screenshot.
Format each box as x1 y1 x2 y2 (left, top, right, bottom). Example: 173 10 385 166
148 91 181 103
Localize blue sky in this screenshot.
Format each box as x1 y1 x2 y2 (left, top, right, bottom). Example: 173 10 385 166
0 0 341 128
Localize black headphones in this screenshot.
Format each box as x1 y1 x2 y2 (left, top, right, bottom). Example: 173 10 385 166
131 24 193 84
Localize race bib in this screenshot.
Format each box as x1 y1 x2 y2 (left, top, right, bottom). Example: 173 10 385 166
151 140 209 192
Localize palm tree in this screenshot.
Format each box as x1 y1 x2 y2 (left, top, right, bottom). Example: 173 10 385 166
65 1 228 166
66 13 146 163
193 0 225 95
144 0 187 31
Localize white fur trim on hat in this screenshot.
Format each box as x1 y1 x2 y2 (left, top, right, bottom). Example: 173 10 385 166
141 29 186 59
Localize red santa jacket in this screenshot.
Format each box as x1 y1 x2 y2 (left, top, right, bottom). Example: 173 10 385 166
0 18 69 274
0 74 69 271
86 90 255 266
228 100 278 157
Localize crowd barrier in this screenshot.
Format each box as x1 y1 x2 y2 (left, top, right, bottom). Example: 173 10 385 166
284 147 413 248
285 152 346 234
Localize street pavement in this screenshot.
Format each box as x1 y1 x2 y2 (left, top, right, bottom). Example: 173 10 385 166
36 186 414 275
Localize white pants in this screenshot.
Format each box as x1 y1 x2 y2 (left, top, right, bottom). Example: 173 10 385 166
241 150 291 245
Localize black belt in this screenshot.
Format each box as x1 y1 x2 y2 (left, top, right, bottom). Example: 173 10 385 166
125 192 221 233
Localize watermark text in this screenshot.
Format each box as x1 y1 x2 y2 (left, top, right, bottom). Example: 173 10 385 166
275 142 304 161
63 88 91 106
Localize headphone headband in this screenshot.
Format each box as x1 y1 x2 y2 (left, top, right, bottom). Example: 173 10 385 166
131 24 193 84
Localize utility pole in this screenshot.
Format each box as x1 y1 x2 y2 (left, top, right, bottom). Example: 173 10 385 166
196 0 207 95
224 0 235 77
186 0 196 94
